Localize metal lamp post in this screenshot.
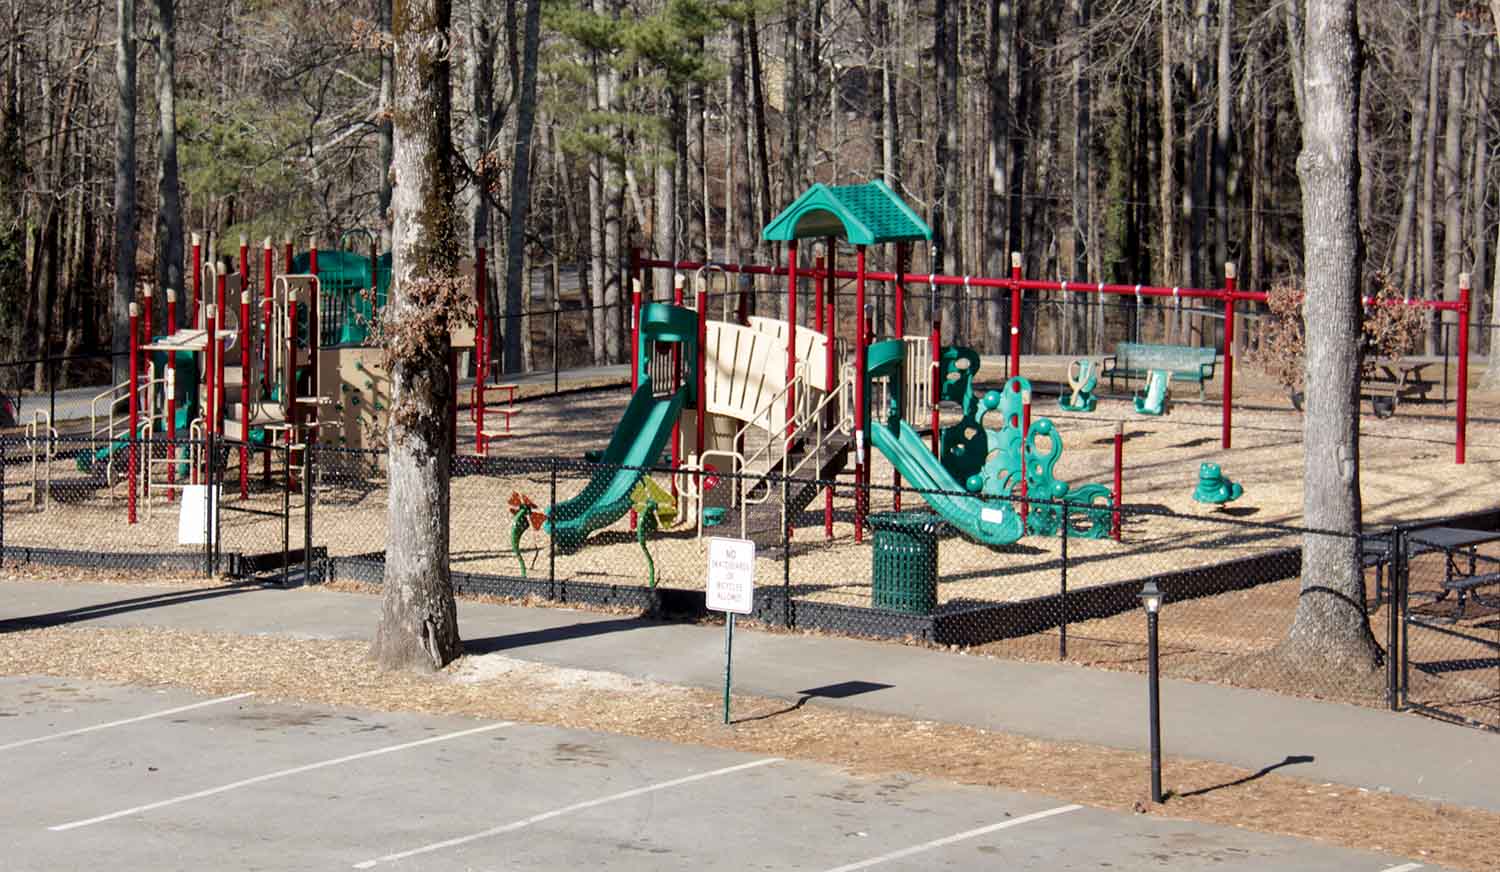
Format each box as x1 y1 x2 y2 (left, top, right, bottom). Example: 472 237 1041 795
1138 580 1164 803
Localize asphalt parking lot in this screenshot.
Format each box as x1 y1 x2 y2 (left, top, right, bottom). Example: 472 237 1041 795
0 675 1433 871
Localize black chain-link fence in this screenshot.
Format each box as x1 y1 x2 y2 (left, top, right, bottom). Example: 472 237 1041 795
3 431 1497 731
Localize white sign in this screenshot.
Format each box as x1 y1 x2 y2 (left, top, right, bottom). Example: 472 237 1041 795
706 537 755 615
177 484 221 546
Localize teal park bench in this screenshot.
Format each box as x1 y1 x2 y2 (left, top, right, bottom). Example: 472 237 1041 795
1102 342 1218 399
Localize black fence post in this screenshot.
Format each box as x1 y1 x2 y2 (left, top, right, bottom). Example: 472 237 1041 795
1 436 6 568
552 308 560 396
304 442 314 585
282 444 291 587
782 473 791 628
1059 500 1069 660
548 457 557 600
1393 526 1409 711
1386 525 1401 710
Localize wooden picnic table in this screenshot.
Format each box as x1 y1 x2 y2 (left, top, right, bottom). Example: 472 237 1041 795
1289 357 1436 418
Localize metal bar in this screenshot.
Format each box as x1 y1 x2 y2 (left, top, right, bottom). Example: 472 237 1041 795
1059 507 1069 660
304 443 314 585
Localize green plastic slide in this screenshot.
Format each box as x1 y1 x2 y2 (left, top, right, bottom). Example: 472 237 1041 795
545 381 686 552
869 418 1024 546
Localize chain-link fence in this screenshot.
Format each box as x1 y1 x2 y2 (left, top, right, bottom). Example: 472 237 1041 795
4 432 1497 730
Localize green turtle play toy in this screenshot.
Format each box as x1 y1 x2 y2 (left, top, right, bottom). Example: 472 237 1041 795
1058 358 1099 413
1192 463 1243 506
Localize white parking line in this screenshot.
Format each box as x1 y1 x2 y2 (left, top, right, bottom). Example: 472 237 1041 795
0 692 256 753
1378 864 1423 872
821 804 1084 871
49 721 513 831
352 756 781 869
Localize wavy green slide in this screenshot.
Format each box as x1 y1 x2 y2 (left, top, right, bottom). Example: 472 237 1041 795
869 418 1024 546
546 381 686 551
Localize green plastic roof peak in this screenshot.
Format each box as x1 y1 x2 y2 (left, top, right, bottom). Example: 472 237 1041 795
761 180 932 246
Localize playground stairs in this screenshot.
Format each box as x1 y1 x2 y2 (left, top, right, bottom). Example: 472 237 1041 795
734 431 854 548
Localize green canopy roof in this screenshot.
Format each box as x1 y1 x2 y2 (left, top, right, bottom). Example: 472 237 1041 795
760 180 932 246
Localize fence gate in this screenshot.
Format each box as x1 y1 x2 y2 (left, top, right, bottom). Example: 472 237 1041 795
1397 526 1500 732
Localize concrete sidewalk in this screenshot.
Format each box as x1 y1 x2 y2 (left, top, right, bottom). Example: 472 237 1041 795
1 578 1493 813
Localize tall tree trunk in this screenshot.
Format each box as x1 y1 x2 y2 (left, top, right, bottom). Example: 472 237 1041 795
730 20 755 313
1159 0 1177 295
984 0 1013 352
1070 0 1090 353
372 0 465 673
378 0 394 249
653 95 679 298
1418 14 1441 353
154 0 182 320
1388 0 1438 287
112 0 136 384
687 38 706 261
1468 40 1491 316
1285 0 1379 674
934 0 959 335
502 0 541 373
1439 17 1467 349
1214 0 1231 287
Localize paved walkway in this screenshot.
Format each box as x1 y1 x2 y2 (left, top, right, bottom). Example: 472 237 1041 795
0 578 1493 813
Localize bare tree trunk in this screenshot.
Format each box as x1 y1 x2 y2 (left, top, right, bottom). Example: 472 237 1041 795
985 0 1013 352
372 0 465 673
112 0 136 384
935 0 960 335
1439 17 1468 349
378 0 394 249
153 0 181 314
502 0 541 373
1214 0 1231 287
1388 0 1437 287
1070 0 1090 352
653 95 678 295
1159 0 1177 297
730 20 755 313
1285 0 1379 674
1469 40 1491 312
687 53 706 261
1418 13 1441 353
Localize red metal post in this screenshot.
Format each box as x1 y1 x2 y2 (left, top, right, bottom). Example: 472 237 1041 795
127 302 139 524
205 302 217 485
813 253 826 333
671 274 684 503
239 289 251 499
285 292 298 465
631 278 643 391
929 261 940 457
786 240 799 442
1221 263 1236 450
696 284 707 465
825 298 835 541
308 238 319 403
854 245 868 542
1112 421 1123 541
262 239 274 396
190 233 201 328
166 289 178 500
239 236 250 312
1019 386 1031 527
142 286 153 347
1457 274 1470 464
215 267 227 426
893 243 906 510
475 246 487 454
1009 252 1022 378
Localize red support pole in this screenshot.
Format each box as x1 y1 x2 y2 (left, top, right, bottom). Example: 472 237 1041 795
190 233 202 328
696 284 707 465
813 253 826 333
475 246 487 454
1221 263 1236 450
166 290 178 500
285 292 298 475
1457 274 1470 464
239 236 250 310
448 347 459 455
630 245 641 301
893 243 906 510
1009 252 1022 378
929 259 940 457
1112 421 1123 541
215 266 227 426
855 245 868 542
825 298 835 541
786 240 798 442
127 302 139 525
283 238 293 274
142 286 153 347
631 280 642 391
308 238 319 403
671 274 684 504
240 289 251 499
262 239 274 396
1020 386 1031 527
205 302 217 485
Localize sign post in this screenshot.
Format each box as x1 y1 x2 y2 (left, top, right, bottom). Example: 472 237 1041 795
706 537 755 725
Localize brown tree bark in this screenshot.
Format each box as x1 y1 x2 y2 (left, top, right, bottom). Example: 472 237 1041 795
112 0 137 384
153 0 182 323
1284 0 1379 674
1388 0 1438 289
1159 0 1177 299
984 0 1013 352
1439 16 1468 344
371 0 465 673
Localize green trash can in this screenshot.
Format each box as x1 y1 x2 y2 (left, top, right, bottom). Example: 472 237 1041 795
869 511 944 614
